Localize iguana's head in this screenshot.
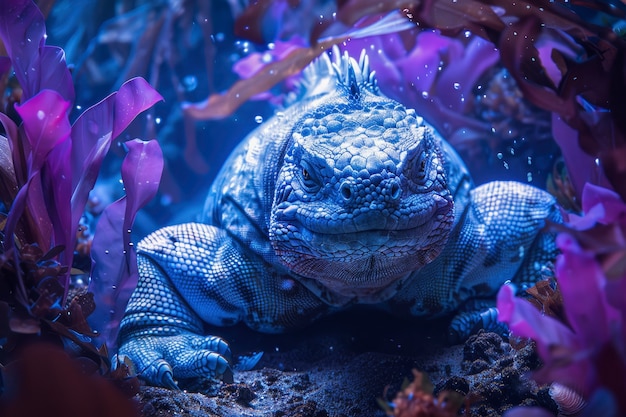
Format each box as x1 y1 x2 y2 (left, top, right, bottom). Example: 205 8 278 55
269 50 454 299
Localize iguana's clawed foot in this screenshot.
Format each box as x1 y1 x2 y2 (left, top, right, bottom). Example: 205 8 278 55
118 333 233 388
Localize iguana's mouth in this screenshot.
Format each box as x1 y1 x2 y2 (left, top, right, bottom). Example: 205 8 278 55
299 222 439 250
292 193 453 236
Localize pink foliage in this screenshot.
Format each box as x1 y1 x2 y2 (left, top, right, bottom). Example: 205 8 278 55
498 183 626 407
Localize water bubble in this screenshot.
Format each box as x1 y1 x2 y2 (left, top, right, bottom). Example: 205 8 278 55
183 75 198 91
261 52 272 63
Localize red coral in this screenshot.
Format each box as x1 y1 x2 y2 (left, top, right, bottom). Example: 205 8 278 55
382 369 465 417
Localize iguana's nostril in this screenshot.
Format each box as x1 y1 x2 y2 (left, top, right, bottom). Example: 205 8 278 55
390 181 401 200
340 181 353 201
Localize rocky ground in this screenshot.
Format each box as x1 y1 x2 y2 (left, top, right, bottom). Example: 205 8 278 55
134 309 558 417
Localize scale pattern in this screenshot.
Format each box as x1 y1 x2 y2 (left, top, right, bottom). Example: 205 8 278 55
117 50 560 388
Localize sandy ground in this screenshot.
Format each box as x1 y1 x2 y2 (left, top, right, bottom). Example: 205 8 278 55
135 309 558 416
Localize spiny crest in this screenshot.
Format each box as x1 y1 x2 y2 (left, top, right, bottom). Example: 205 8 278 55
298 46 380 102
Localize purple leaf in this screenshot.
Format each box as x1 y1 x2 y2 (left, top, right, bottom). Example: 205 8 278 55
580 183 626 225
0 0 45 101
555 233 620 352
37 46 75 104
497 284 577 361
120 139 164 231
0 0 74 103
497 284 596 392
89 139 163 352
42 139 73 274
15 89 71 169
396 31 460 97
70 77 163 242
3 90 71 253
435 36 499 113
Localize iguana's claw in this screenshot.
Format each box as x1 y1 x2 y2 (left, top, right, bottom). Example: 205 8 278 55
118 333 233 387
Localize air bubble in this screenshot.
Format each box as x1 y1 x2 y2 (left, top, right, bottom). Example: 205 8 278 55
254 115 264 124
453 82 460 90
497 152 503 159
183 75 198 91
527 172 533 182
421 91 429 99
37 110 45 120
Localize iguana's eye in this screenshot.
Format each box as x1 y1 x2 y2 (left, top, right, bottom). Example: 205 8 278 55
416 151 427 184
299 163 320 192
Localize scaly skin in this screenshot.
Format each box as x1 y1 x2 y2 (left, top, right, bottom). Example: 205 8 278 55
117 50 560 388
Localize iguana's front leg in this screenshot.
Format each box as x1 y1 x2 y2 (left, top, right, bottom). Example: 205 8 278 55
117 223 329 387
387 181 561 341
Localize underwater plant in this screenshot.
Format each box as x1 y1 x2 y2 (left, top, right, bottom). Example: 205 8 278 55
209 0 626 199
0 0 162 386
498 183 626 416
378 369 466 417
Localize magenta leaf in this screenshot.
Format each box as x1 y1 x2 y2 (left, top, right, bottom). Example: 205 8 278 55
3 90 71 253
70 77 163 240
496 284 595 392
497 284 576 360
89 139 163 352
555 233 620 348
580 183 626 224
15 89 71 168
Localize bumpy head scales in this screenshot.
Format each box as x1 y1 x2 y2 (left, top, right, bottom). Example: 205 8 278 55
270 49 454 300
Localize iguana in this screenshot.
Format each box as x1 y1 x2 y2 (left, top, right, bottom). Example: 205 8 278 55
117 49 560 388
